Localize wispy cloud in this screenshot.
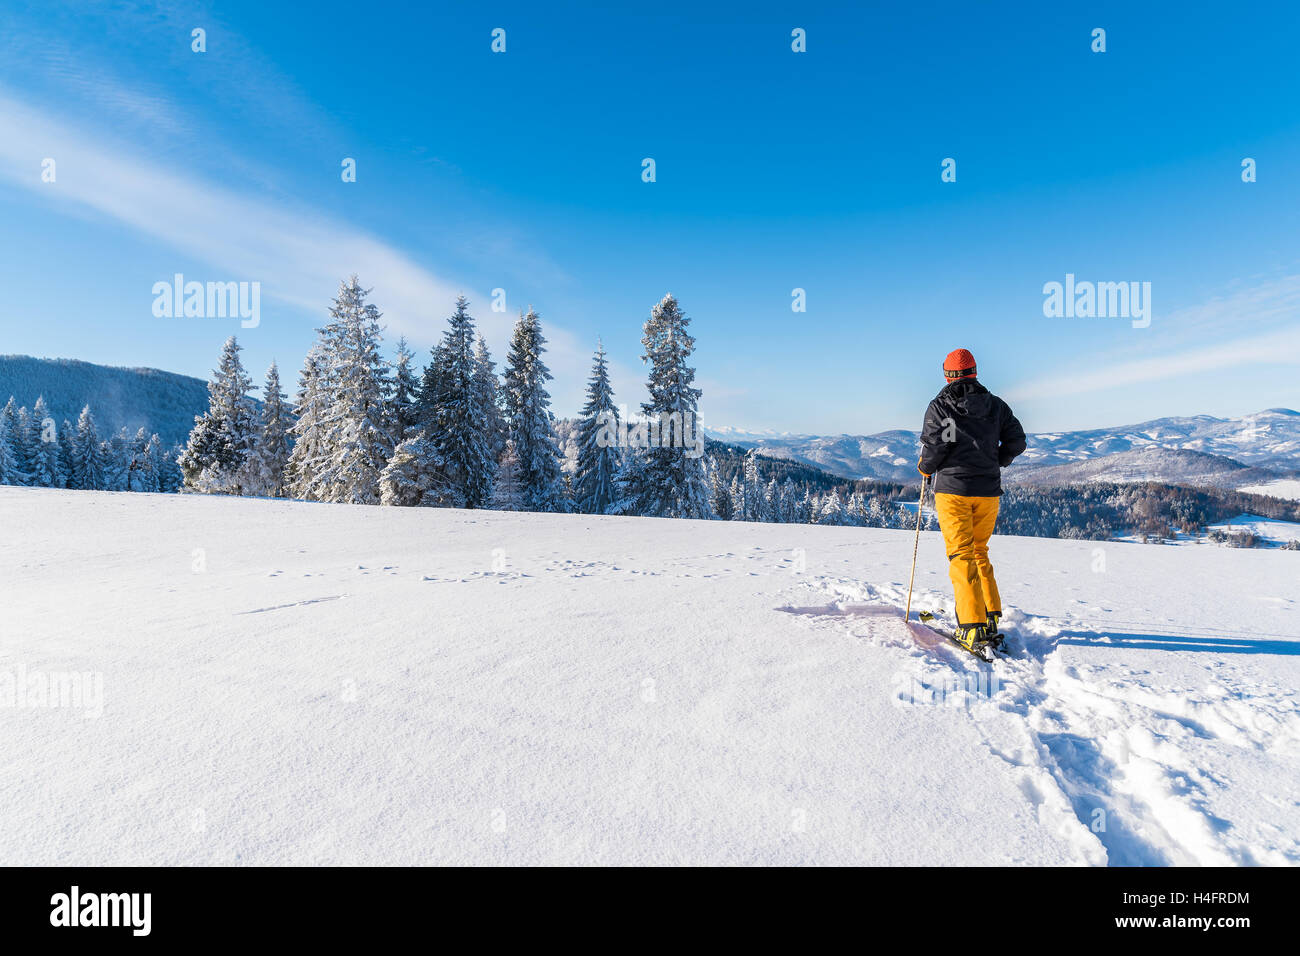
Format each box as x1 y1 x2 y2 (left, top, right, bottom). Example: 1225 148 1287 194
1007 276 1300 402
0 90 472 335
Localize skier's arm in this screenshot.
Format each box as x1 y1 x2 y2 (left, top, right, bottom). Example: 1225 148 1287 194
917 401 950 476
998 402 1027 467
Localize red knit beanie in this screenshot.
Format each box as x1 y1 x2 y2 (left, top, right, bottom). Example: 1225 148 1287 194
943 348 977 381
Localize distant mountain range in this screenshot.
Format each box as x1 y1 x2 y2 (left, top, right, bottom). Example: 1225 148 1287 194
4 354 1298 498
0 355 209 448
705 408 1300 492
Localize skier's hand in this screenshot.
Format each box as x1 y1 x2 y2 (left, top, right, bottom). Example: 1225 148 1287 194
917 458 931 477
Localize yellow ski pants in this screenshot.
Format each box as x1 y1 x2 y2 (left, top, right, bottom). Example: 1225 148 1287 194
933 493 1002 626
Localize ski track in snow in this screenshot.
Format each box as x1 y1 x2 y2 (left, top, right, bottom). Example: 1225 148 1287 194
792 573 1300 866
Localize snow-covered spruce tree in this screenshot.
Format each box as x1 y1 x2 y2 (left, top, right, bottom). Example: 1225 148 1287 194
574 340 621 514
727 473 744 521
124 428 149 492
12 402 35 486
27 397 62 488
423 296 495 508
778 478 798 523
249 362 292 497
390 337 421 441
0 410 17 485
379 433 447 507
818 490 846 525
707 455 733 520
503 307 564 512
488 438 526 511
762 480 776 522
473 335 506 465
619 294 711 519
178 336 259 495
158 445 183 493
68 405 106 490
102 429 131 491
1 398 29 485
133 432 164 493
740 448 763 521
57 420 76 488
799 488 815 524
286 347 327 500
17 406 40 485
310 277 394 505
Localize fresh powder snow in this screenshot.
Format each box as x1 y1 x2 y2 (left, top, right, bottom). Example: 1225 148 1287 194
2 486 1297 865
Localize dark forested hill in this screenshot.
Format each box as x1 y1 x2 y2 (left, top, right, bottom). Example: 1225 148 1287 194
0 355 208 446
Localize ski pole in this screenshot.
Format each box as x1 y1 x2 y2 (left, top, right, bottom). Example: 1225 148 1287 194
904 473 928 622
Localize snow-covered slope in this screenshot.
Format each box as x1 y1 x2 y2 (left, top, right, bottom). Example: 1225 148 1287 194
1003 446 1290 490
1238 479 1300 502
2 487 1297 865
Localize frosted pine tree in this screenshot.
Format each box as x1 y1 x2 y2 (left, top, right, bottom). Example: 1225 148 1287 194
741 448 763 521
778 478 798 523
846 489 866 526
503 307 564 512
125 428 149 491
137 433 165 493
158 446 183 493
102 429 131 491
727 473 744 520
27 397 62 488
179 336 259 494
57 420 76 488
619 294 711 518
473 335 506 464
489 438 526 511
707 455 733 519
379 433 446 507
1 398 28 485
68 405 107 490
763 478 779 523
312 277 394 505
0 411 16 485
426 296 495 508
574 340 620 514
818 491 846 525
251 362 292 497
286 347 328 500
14 405 35 485
390 337 421 440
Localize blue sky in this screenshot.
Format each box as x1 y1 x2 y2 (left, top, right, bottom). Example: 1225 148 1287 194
1 0 1298 435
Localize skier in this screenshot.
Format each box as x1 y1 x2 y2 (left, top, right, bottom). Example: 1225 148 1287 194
917 349 1025 652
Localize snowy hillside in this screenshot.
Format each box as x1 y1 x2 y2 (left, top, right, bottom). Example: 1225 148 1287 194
2 487 1297 866
1003 446 1291 490
726 408 1300 486
0 355 210 447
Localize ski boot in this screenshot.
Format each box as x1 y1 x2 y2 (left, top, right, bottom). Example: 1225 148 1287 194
952 622 988 653
985 611 1004 649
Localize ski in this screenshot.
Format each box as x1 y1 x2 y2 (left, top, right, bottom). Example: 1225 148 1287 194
918 608 1011 653
916 610 997 663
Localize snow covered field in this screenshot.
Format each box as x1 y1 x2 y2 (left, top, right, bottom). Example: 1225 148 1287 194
2 487 1298 866
1206 514 1300 546
1238 479 1300 502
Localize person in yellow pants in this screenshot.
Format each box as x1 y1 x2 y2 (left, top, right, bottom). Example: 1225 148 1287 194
933 493 1001 629
917 349 1026 651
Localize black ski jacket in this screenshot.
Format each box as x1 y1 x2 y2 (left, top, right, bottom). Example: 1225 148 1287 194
918 379 1025 497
